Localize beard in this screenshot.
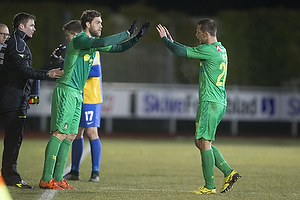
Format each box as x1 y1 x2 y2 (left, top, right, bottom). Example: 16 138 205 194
90 28 101 38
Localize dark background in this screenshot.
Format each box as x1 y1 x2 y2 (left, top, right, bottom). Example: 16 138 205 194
99 0 300 15
3 0 300 15
1 1 300 87
1 1 300 136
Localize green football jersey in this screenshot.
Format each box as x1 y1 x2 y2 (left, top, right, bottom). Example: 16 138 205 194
162 38 228 105
186 42 227 105
58 31 130 92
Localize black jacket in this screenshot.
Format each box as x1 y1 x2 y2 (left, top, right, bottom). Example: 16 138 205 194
0 29 48 112
0 43 7 88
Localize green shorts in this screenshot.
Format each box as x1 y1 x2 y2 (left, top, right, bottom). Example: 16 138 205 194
195 101 226 141
50 84 83 134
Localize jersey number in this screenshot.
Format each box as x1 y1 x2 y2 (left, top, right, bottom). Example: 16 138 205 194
216 62 227 87
85 111 94 122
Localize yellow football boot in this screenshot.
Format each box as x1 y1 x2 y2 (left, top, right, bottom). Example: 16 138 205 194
191 186 216 194
220 170 241 193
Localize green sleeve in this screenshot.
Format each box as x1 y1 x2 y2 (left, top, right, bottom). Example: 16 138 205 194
173 41 189 48
73 31 130 50
73 33 94 49
91 31 130 48
96 37 139 53
108 37 139 52
162 37 188 57
186 45 214 60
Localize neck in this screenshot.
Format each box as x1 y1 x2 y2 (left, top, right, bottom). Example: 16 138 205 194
84 29 92 37
207 36 217 44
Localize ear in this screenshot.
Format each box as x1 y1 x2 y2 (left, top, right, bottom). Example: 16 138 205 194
204 31 210 38
19 23 25 30
86 22 91 29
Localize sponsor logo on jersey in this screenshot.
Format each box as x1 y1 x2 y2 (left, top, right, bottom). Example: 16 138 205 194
215 46 222 52
84 54 90 61
63 123 69 130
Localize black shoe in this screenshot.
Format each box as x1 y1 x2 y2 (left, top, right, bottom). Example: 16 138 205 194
89 171 99 182
63 170 80 181
14 180 33 189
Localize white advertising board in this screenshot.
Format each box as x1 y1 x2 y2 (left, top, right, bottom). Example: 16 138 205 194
28 82 132 118
101 90 131 117
28 82 300 122
135 88 198 119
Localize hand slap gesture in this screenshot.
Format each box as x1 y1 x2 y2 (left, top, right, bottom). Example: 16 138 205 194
136 21 150 40
128 17 139 36
156 24 173 42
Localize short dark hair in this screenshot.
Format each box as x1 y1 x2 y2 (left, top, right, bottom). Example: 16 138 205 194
80 10 101 30
197 18 217 37
13 12 36 30
63 20 82 34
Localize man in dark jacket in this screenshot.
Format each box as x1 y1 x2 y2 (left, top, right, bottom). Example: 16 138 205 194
0 12 63 188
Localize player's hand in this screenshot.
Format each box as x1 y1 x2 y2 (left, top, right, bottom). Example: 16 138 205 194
164 26 173 42
128 17 139 36
48 68 64 78
156 24 173 42
136 21 150 40
156 24 167 38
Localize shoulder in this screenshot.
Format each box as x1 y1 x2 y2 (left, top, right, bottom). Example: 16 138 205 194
212 42 226 52
197 43 213 49
195 43 225 53
73 31 91 42
5 34 15 46
72 31 94 49
187 43 212 53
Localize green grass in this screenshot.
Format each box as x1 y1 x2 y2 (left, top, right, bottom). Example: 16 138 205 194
1 136 300 200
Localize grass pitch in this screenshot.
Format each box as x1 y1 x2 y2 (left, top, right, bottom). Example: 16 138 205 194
1 136 299 200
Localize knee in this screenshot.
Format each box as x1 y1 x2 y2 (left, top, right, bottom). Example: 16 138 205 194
65 133 77 142
194 138 211 151
194 138 202 150
52 130 67 141
85 127 99 140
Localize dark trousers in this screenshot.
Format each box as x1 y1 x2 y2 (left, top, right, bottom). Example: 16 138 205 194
0 109 27 185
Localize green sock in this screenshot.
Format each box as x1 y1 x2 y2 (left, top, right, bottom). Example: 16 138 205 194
41 135 62 182
200 149 215 189
211 145 232 177
53 139 72 181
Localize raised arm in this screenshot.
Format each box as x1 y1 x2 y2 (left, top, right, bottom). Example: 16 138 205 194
91 31 130 48
97 21 150 53
97 37 139 53
73 31 130 50
156 24 189 57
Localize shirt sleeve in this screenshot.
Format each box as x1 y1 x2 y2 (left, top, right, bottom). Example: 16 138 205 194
91 31 130 48
96 36 139 53
73 31 130 50
162 37 188 57
186 44 214 60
